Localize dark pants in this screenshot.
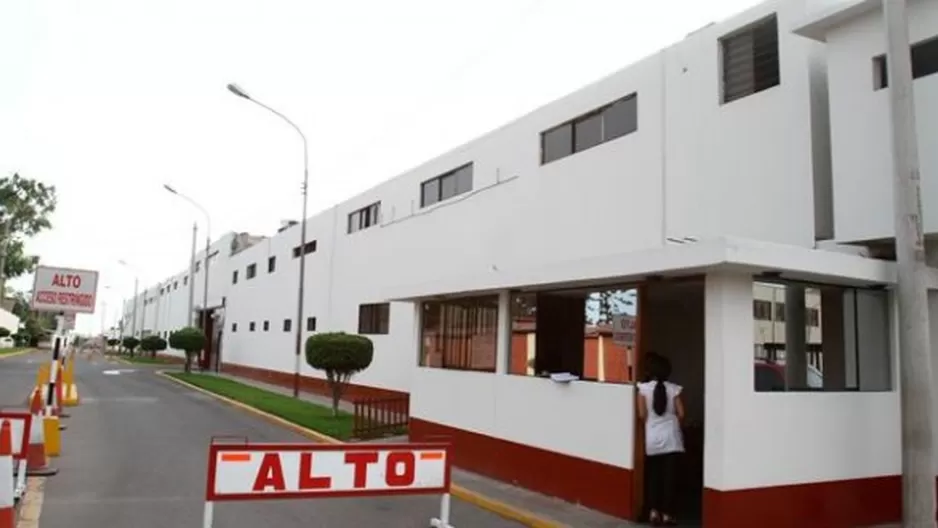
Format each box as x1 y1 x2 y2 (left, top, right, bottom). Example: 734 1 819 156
646 452 680 515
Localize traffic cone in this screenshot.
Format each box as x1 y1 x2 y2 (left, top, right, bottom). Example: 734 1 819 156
25 391 57 477
0 420 15 528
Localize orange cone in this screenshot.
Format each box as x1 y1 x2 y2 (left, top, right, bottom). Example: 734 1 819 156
0 420 15 528
25 391 57 477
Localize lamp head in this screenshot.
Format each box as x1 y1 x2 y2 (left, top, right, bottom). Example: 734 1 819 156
227 83 250 99
163 184 178 195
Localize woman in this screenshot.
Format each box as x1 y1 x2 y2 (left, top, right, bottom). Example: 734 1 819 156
637 353 684 526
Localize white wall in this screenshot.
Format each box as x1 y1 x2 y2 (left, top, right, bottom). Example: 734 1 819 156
822 0 938 242
411 367 635 469
0 308 20 336
704 272 899 491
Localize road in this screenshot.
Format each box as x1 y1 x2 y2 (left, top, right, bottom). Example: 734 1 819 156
0 351 523 528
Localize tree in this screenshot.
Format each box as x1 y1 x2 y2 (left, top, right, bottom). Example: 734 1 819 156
107 338 120 351
305 332 374 417
140 335 167 359
0 173 57 237
122 336 140 357
169 327 205 373
0 327 11 338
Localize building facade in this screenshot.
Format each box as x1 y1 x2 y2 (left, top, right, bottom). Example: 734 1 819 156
122 0 938 525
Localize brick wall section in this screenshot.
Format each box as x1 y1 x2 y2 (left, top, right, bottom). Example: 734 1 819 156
219 362 408 402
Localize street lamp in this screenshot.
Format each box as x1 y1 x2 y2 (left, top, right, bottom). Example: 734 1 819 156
164 184 211 340
228 82 309 398
118 260 140 338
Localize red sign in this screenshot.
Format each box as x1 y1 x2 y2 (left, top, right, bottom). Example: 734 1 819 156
205 442 451 502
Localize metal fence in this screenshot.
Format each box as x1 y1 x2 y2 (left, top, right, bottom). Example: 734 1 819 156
352 395 410 439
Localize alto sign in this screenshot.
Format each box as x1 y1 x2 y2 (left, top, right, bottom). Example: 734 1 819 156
202 441 455 527
30 265 99 314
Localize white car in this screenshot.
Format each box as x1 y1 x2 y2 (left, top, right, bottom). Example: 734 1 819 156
0 336 16 348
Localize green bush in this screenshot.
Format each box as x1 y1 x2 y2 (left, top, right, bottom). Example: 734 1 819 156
107 338 120 347
0 327 11 338
122 336 140 357
305 332 374 416
169 327 205 373
140 335 167 358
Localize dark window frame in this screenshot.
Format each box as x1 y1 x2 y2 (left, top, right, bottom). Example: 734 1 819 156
720 14 781 104
263 320 270 331
246 263 257 280
283 319 292 332
540 93 638 164
358 303 390 335
306 317 317 332
420 164 474 208
348 202 381 234
419 295 499 373
268 256 276 273
292 240 317 258
249 322 256 332
873 35 938 90
231 270 238 284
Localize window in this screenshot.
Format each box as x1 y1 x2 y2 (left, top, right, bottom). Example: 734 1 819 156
420 164 473 208
753 300 773 320
540 94 638 164
249 322 256 332
752 281 891 392
283 319 292 332
292 240 317 258
232 270 238 284
508 286 638 383
173 281 178 290
348 202 381 234
263 320 269 331
195 261 201 272
231 323 238 332
421 295 498 372
183 276 188 286
358 303 390 334
873 36 938 90
246 263 257 280
720 15 780 104
268 256 276 273
306 317 317 332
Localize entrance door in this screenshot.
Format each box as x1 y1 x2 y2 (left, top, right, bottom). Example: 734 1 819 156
199 309 215 370
631 279 706 524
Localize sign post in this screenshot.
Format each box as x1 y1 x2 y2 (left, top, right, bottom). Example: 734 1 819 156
204 440 453 527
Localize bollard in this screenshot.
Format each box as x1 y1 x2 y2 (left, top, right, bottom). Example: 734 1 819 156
0 420 15 528
25 391 57 476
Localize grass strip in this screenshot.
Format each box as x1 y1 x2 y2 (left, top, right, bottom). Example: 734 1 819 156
166 372 353 440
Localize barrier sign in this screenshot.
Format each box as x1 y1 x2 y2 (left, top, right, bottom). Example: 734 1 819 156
31 266 100 314
612 314 636 347
203 440 454 527
0 411 33 461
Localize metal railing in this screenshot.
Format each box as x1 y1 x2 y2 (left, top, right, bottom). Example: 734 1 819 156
352 395 410 439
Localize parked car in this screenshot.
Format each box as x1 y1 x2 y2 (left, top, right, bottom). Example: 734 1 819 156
754 359 823 391
0 336 16 349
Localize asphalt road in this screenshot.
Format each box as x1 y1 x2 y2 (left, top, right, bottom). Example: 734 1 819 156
0 351 523 528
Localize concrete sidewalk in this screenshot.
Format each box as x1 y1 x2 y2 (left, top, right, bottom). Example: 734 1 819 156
195 369 631 528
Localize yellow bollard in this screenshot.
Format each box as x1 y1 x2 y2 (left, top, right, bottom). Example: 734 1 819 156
42 416 61 457
35 363 49 388
62 353 79 406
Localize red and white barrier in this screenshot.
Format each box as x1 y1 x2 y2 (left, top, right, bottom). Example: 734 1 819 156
0 420 15 528
25 391 57 476
0 411 33 504
203 439 454 528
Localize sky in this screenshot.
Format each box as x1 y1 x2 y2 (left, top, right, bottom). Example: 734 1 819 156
0 0 765 335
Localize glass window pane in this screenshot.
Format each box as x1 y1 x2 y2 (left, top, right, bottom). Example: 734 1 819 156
574 112 603 152
421 179 439 207
455 166 472 194
542 124 572 163
440 173 457 200
603 96 638 141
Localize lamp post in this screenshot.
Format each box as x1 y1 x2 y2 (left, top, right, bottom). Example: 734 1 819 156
118 260 140 338
228 82 309 398
164 185 211 339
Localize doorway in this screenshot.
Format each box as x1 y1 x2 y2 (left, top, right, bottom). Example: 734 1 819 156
633 278 706 525
198 308 215 370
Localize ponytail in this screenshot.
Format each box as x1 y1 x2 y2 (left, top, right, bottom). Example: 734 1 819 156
652 380 667 416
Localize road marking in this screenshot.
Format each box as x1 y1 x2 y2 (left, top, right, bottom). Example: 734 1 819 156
101 369 137 375
16 477 44 528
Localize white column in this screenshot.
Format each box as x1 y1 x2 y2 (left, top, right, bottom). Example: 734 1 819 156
495 290 510 375
703 272 753 493
927 243 938 474
784 285 807 389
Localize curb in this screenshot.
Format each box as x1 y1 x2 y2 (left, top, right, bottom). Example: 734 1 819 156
157 371 567 528
0 349 37 360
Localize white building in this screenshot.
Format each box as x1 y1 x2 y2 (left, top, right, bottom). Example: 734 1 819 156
122 0 938 525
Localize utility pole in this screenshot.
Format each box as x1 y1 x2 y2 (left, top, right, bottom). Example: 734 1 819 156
187 222 197 327
883 0 935 524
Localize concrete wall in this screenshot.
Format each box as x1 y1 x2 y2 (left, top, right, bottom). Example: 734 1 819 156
822 0 938 242
705 272 898 491
0 308 20 336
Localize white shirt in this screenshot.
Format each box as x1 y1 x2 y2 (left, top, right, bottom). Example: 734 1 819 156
638 380 685 456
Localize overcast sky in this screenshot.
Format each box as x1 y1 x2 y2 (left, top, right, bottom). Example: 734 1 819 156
0 0 768 334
